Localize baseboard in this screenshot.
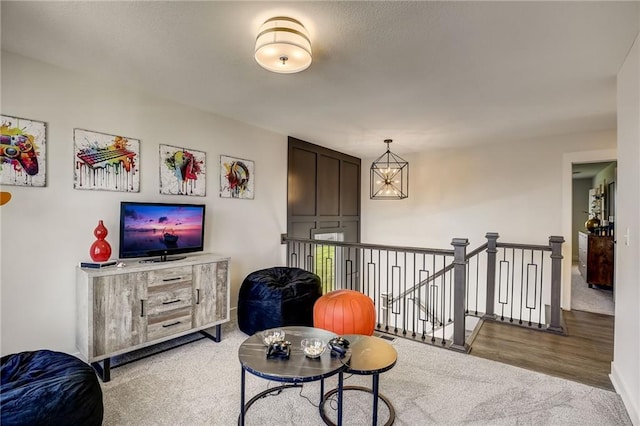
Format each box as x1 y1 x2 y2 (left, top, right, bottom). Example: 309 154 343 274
465 317 484 348
228 307 238 328
610 361 639 425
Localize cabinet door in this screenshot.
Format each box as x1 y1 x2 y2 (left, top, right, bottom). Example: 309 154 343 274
193 261 228 327
587 236 614 287
93 272 147 357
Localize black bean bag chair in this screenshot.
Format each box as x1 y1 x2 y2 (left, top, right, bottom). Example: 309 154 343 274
238 267 322 335
1 350 103 426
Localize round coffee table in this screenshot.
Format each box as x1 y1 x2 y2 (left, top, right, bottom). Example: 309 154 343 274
238 326 350 425
320 334 397 426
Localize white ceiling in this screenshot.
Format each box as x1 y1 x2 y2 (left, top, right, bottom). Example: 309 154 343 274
1 1 638 158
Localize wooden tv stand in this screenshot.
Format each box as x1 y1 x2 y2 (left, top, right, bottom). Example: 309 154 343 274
76 253 230 382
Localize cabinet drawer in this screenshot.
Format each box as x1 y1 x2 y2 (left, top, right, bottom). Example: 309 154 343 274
148 266 192 288
147 307 192 341
146 281 193 315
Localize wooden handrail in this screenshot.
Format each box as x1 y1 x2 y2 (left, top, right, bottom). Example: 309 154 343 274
281 235 455 257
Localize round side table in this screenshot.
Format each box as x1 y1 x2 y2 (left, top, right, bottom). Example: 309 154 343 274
320 334 397 426
238 326 350 426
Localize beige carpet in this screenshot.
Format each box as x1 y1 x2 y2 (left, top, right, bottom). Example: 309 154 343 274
571 265 615 316
100 325 631 425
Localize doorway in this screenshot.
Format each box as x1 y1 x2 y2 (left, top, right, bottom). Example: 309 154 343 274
570 161 616 316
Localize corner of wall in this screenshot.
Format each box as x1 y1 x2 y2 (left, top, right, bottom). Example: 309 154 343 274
610 361 639 425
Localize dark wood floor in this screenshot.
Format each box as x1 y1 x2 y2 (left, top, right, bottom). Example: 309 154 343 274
469 309 615 390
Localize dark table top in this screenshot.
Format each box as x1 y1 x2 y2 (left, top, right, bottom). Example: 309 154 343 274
238 326 350 383
342 335 397 375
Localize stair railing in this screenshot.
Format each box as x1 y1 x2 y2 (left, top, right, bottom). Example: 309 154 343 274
281 232 564 352
482 233 564 333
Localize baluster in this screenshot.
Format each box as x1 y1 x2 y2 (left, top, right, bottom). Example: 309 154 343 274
484 233 499 320
519 249 525 325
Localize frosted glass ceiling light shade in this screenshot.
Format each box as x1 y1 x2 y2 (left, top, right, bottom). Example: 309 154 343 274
370 139 409 200
255 16 312 74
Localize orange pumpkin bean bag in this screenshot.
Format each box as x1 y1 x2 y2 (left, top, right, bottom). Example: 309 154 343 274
313 289 376 335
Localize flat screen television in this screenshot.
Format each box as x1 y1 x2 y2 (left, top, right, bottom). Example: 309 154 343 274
119 201 206 262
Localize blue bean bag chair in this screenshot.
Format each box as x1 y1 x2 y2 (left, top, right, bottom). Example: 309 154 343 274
238 267 322 335
1 350 103 426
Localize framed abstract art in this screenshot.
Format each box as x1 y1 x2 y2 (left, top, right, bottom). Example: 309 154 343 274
0 115 47 187
159 144 206 196
74 128 140 192
220 155 254 199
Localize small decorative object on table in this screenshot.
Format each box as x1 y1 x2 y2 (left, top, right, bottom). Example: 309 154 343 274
79 260 117 269
260 328 285 346
585 216 600 233
266 341 291 359
328 336 350 357
301 338 326 358
89 220 112 262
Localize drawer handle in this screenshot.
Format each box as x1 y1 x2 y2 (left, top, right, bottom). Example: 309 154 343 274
196 289 200 305
162 299 181 305
140 300 145 317
162 321 181 328
162 276 183 282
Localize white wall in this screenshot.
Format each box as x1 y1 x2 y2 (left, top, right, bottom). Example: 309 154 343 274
611 27 640 426
360 118 639 421
361 135 618 323
0 51 288 356
361 131 615 250
594 162 617 195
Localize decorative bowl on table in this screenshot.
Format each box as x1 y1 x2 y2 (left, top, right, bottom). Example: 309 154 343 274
261 328 286 346
301 338 326 358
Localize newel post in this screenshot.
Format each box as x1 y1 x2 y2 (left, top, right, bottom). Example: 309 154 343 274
483 233 499 320
548 236 565 334
450 238 469 352
281 234 293 267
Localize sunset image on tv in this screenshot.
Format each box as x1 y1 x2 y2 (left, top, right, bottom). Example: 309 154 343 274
120 203 205 258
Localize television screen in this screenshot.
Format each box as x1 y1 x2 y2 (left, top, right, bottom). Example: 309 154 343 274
119 202 205 261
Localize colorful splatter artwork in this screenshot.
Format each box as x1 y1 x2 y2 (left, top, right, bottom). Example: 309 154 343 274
220 155 254 199
74 128 140 192
0 115 47 187
159 144 206 196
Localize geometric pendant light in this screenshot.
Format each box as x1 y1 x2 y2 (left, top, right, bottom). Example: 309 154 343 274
255 17 312 74
370 139 409 199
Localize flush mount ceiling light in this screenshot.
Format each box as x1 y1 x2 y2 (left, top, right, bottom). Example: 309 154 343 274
255 16 312 74
370 139 409 200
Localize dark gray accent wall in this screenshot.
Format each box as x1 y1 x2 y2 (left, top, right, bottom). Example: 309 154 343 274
287 137 361 242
